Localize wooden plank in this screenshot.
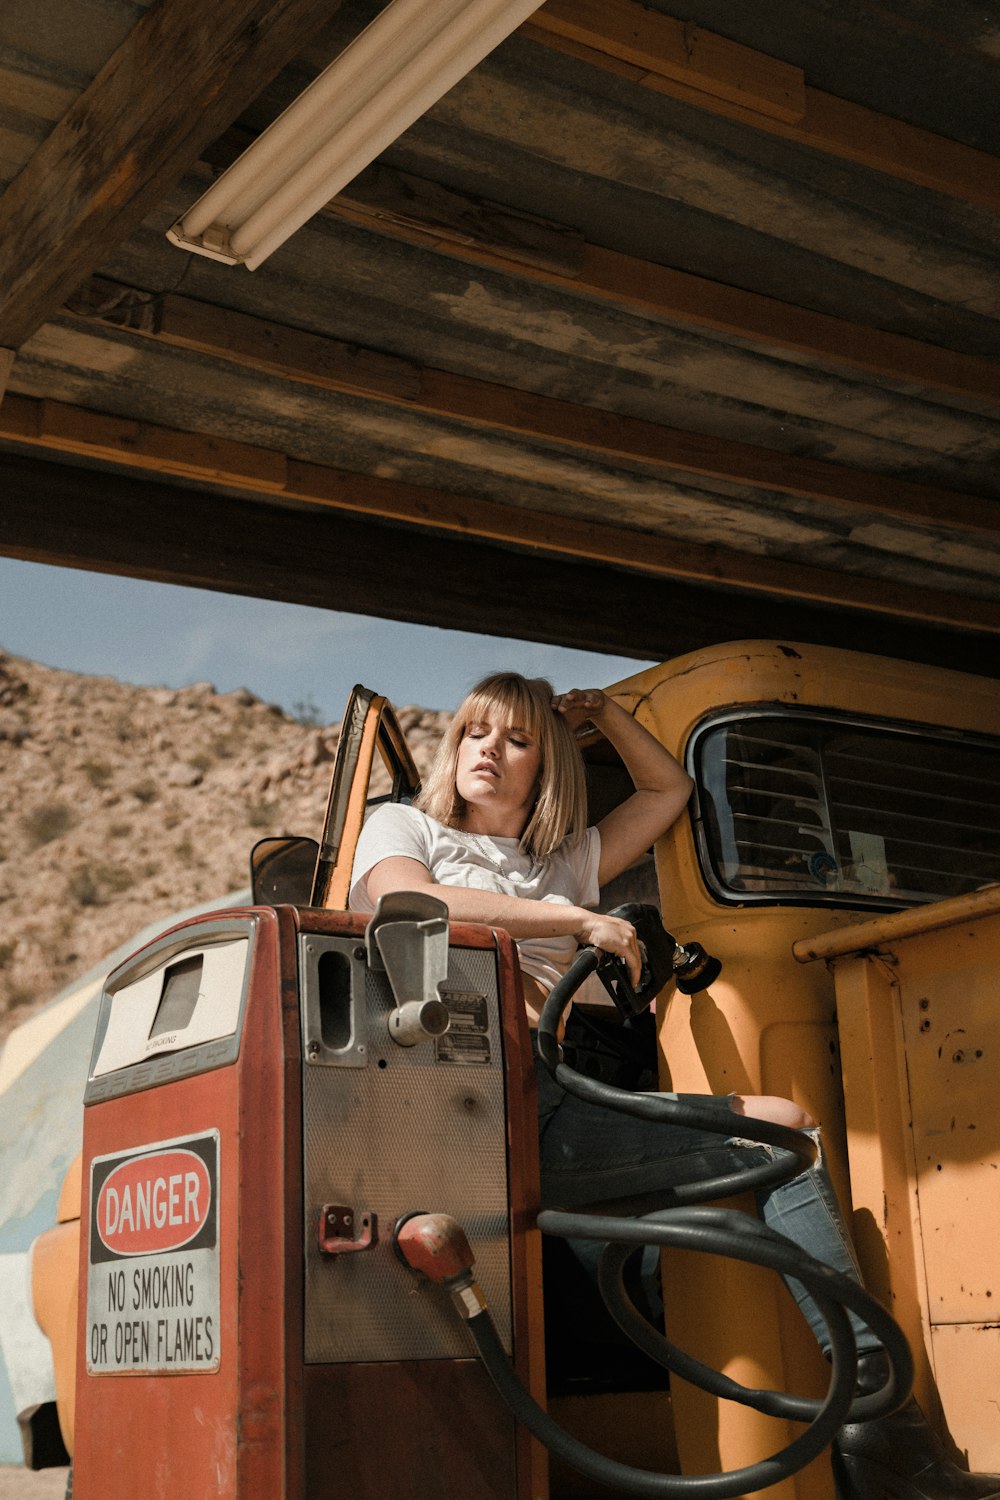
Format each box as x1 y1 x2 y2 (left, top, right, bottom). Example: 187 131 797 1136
104 289 999 539
0 67 76 128
530 0 805 124
2 449 999 676
199 136 589 278
196 131 1000 406
16 397 289 489
522 9 1000 214
0 0 345 350
323 166 1000 410
0 349 12 402
67 281 421 403
3 393 999 636
792 86 1000 204
287 457 1000 635
572 248 1000 408
336 163 586 277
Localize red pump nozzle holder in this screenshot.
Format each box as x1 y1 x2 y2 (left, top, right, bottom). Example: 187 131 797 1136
393 1212 488 1320
394 1212 474 1282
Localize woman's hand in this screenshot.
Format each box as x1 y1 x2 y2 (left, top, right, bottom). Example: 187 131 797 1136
574 910 641 984
552 688 607 733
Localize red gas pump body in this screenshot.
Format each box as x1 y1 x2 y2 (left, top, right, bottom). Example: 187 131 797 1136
73 904 544 1500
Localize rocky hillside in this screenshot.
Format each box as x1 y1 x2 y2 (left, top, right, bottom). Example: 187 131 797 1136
0 649 450 1044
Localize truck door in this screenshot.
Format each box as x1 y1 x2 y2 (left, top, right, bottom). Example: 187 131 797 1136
311 684 421 910
249 685 421 911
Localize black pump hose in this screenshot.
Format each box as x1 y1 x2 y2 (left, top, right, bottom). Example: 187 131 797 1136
538 947 820 1201
467 1211 911 1496
468 1247 856 1498
460 941 914 1496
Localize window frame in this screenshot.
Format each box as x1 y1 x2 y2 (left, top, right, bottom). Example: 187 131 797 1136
686 704 1000 912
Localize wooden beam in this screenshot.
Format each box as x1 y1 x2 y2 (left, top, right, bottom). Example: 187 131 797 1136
328 163 1000 410
0 0 344 350
0 393 289 489
530 0 805 123
195 135 1000 406
523 1 1000 214
0 350 13 402
328 160 587 279
3 394 999 638
2 450 998 676
71 279 1000 539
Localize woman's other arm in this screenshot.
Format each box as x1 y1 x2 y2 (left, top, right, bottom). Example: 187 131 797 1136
364 855 642 979
553 689 693 888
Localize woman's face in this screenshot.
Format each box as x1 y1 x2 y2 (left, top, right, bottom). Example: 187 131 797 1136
455 713 543 834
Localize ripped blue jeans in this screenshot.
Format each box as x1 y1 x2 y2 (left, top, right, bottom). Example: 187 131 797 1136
535 1055 880 1357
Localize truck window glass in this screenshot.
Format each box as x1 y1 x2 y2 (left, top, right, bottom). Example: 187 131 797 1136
691 710 1000 908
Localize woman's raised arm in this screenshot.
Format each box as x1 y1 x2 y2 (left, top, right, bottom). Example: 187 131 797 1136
552 689 693 888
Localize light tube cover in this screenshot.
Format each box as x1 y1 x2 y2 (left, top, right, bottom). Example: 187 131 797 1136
168 0 543 269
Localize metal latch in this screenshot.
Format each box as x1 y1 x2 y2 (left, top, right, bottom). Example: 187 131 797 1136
366 891 452 1047
318 1204 378 1255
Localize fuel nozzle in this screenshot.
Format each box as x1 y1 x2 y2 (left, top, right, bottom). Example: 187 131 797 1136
598 904 723 1018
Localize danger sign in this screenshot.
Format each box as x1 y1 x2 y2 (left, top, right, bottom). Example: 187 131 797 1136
95 1147 212 1256
87 1131 220 1375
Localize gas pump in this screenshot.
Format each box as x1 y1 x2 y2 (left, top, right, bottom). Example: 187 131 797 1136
73 894 544 1500
52 665 954 1499
71 880 910 1500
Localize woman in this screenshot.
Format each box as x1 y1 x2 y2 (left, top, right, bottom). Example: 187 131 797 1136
350 671 998 1500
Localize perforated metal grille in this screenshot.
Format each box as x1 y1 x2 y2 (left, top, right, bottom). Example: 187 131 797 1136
302 943 513 1364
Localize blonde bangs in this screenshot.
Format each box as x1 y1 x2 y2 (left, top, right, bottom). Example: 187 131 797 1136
464 677 549 745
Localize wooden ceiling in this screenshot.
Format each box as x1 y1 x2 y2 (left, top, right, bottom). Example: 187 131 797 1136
1 0 998 673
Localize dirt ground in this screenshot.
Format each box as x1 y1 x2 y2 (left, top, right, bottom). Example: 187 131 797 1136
0 1468 67 1499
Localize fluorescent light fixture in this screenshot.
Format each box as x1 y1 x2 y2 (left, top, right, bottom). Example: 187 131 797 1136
167 0 543 270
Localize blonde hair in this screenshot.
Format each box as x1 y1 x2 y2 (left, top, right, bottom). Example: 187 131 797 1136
416 672 587 860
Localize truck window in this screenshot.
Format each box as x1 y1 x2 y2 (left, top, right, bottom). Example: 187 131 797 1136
690 709 1000 909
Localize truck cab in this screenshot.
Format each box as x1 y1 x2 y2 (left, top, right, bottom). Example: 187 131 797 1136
16 639 1000 1497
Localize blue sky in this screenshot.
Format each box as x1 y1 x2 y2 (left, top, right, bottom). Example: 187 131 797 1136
0 557 655 719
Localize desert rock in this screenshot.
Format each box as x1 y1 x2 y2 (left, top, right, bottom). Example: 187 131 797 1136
0 652 450 1044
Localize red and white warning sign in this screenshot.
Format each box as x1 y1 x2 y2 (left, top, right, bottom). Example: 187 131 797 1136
87 1131 220 1374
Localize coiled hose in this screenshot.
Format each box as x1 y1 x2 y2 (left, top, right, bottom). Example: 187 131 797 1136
465 944 913 1496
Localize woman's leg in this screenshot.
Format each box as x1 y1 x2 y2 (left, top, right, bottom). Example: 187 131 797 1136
539 1072 870 1332
536 1059 768 1209
756 1131 883 1356
729 1095 884 1358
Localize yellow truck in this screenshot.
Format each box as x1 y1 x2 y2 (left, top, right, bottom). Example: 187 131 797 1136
14 638 1000 1498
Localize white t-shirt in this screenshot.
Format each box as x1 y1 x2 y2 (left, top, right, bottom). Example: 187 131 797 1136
349 802 601 994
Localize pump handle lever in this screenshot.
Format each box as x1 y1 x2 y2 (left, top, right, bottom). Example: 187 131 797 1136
365 891 453 1047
